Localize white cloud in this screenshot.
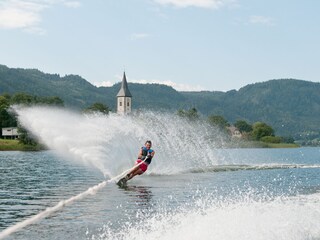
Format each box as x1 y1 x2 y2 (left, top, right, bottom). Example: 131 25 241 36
130 77 205 91
63 1 81 8
0 0 81 33
130 33 150 40
249 15 275 26
153 0 232 9
94 81 114 88
0 1 45 29
95 75 205 91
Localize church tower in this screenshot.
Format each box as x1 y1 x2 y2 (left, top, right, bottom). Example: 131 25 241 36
116 72 132 114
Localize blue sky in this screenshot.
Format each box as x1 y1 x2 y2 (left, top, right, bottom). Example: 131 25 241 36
0 0 319 91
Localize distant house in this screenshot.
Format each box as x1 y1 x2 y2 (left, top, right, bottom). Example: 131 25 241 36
2 127 19 139
227 126 242 138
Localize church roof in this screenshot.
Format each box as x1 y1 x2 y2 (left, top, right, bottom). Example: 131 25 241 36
116 72 132 97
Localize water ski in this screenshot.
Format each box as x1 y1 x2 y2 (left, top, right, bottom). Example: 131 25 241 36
117 177 128 187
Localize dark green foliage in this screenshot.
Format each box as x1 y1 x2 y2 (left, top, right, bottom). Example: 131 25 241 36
10 93 34 105
281 136 295 144
19 93 63 107
41 96 64 106
0 95 10 109
208 115 229 129
234 120 253 133
0 94 17 137
0 108 17 130
10 93 64 106
252 122 275 140
260 136 282 143
17 127 38 146
84 102 110 114
177 107 199 121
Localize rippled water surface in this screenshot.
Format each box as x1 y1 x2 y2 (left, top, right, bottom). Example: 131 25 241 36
1 148 320 240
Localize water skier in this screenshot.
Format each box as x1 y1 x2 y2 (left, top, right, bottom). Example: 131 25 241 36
118 140 155 185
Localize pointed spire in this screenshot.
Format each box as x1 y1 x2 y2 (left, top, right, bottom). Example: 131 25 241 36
117 72 132 97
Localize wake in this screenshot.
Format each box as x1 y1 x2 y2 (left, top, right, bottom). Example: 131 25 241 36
0 161 147 239
90 191 320 240
188 163 320 174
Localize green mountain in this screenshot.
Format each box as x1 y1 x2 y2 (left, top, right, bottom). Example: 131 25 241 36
0 64 186 111
0 64 319 138
182 79 320 137
0 64 107 108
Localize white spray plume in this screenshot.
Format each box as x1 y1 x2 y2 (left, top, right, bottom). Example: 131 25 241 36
14 106 225 177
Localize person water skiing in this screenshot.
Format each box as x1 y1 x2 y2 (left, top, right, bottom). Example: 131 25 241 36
118 140 155 185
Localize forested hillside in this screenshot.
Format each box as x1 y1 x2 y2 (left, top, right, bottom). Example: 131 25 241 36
0 64 319 139
182 79 320 137
0 64 106 108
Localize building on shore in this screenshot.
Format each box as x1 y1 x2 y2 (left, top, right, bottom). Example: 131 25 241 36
227 126 242 139
116 72 132 114
2 127 19 139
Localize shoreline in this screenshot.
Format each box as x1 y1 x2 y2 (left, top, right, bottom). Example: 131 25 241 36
1 139 300 152
0 139 45 151
228 141 299 149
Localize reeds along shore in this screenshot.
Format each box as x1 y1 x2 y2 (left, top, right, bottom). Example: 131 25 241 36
0 139 45 151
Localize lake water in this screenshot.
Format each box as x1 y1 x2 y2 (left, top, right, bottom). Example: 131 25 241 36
1 147 320 240
1 107 320 239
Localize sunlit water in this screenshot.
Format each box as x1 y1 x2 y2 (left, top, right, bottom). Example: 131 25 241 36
1 107 320 239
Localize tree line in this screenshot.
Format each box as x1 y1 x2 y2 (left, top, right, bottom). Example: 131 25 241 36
177 107 295 144
0 92 295 146
1 64 319 141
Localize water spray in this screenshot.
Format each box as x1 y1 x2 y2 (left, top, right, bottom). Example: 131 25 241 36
1 106 226 238
0 159 147 239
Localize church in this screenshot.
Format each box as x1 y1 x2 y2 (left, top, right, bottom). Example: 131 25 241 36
116 72 132 114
